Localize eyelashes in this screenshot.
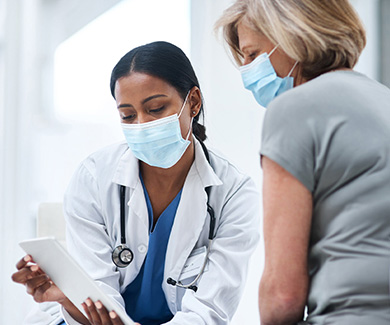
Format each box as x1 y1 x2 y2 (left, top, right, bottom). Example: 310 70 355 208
121 106 165 121
149 106 165 114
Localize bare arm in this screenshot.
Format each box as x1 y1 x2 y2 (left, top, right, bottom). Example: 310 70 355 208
259 156 312 325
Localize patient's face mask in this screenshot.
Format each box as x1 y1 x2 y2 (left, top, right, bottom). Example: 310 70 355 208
239 45 298 108
121 93 192 169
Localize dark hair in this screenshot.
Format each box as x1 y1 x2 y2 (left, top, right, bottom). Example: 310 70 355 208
110 41 206 141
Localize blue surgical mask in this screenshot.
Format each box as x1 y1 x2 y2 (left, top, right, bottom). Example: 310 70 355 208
240 45 298 108
121 93 193 169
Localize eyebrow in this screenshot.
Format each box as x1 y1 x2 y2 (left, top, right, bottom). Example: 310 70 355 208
117 94 168 109
240 45 257 54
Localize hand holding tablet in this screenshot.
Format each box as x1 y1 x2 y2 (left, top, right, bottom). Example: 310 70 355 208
18 237 135 325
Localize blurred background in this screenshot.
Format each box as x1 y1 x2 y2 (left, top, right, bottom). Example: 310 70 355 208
0 0 389 324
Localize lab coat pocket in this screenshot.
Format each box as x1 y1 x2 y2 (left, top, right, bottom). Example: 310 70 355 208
178 246 208 282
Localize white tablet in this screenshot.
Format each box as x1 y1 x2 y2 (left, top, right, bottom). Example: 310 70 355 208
19 237 135 325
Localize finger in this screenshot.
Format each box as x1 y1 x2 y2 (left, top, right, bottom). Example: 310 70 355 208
109 311 125 325
85 298 102 325
26 275 53 302
12 268 31 284
16 255 32 270
82 302 92 322
32 280 54 303
95 301 112 324
12 264 39 284
13 262 46 284
25 274 50 295
29 264 45 276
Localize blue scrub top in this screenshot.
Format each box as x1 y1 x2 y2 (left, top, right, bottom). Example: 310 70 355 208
121 176 182 325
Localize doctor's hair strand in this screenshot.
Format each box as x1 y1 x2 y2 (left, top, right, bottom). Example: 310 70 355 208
110 41 207 142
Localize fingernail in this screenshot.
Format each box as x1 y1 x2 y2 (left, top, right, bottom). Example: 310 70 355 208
95 301 103 309
109 311 117 319
31 265 39 272
85 299 92 307
24 256 31 262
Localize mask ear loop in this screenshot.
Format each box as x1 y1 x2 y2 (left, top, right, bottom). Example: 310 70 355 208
177 91 194 141
267 44 279 58
287 61 299 77
268 44 298 78
178 91 191 118
185 117 194 141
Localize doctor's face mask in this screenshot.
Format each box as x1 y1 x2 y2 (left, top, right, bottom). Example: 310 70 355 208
121 92 193 169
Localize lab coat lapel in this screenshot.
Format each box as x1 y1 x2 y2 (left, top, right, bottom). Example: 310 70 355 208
163 139 222 311
112 146 149 231
165 170 208 275
111 146 150 277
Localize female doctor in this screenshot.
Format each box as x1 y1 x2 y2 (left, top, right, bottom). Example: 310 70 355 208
12 41 260 325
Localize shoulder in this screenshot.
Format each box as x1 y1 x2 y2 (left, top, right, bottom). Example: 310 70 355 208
268 70 388 116
79 141 129 177
207 147 258 198
67 141 129 188
262 70 385 141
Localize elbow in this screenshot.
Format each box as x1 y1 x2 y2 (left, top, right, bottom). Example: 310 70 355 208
259 280 306 325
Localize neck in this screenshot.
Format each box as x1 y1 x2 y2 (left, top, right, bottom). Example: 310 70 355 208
140 137 195 191
293 64 308 86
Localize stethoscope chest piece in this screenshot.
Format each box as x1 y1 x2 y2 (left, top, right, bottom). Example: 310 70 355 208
112 244 134 268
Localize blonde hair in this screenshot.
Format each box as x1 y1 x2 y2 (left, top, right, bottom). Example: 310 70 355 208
215 0 366 80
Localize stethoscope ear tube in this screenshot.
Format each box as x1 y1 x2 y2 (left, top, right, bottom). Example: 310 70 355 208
207 203 215 240
120 185 127 244
112 185 134 268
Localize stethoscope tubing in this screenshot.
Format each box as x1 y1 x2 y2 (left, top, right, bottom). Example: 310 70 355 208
170 239 212 291
112 141 216 292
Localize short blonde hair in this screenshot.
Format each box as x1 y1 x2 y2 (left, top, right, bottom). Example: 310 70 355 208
215 0 366 80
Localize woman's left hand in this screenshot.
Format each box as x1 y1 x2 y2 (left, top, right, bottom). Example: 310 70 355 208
82 299 141 325
82 298 123 325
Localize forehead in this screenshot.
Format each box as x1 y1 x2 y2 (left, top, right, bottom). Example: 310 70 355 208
114 72 178 100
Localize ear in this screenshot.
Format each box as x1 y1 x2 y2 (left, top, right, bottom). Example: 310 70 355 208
188 86 202 117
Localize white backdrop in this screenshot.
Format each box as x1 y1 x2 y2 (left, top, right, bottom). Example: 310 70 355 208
0 0 381 324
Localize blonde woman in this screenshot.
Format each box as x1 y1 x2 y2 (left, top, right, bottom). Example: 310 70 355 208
216 1 390 324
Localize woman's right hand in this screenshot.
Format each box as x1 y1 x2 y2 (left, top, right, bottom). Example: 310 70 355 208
12 255 66 303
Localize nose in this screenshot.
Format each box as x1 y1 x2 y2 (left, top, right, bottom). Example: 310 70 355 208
136 113 154 124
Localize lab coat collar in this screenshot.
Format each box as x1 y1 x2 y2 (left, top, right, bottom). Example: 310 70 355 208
190 137 223 188
111 138 223 189
112 143 140 188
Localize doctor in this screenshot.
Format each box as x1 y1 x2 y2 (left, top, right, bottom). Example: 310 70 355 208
13 41 260 325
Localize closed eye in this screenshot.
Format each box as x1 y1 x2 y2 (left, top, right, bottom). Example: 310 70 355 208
149 106 165 114
122 114 135 121
249 51 259 60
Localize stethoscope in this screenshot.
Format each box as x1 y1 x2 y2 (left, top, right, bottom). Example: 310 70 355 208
111 141 216 292
111 184 135 268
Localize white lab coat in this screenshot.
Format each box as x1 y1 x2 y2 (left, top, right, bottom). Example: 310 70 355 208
30 139 260 325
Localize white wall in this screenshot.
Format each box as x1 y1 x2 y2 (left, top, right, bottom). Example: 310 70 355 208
0 0 382 324
0 1 40 322
351 0 380 80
